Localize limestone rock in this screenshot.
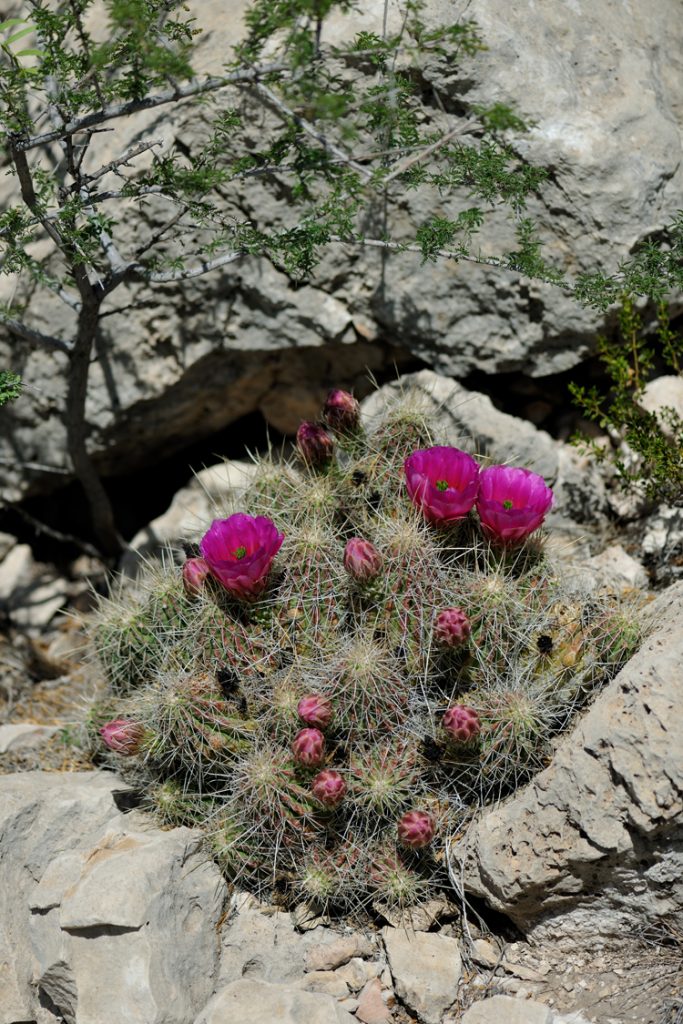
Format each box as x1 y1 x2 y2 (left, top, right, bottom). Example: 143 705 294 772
583 544 648 593
194 978 357 1024
120 459 260 576
382 927 462 1024
641 504 683 586
0 724 61 754
639 375 683 436
304 933 375 972
450 582 683 945
355 978 393 1024
460 995 553 1024
0 771 227 1024
218 897 325 987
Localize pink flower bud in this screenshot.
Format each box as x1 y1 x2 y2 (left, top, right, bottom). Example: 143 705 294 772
343 537 382 582
99 718 145 755
296 422 335 468
311 769 346 808
397 810 435 849
322 389 361 433
297 694 333 729
442 705 481 744
182 557 211 597
292 728 325 767
434 607 471 647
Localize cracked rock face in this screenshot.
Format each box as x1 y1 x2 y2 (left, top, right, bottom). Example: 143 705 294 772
450 582 683 946
0 772 228 1024
3 0 683 502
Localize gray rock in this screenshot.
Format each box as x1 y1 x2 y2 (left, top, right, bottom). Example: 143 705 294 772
304 933 375 973
0 724 60 754
120 460 260 576
639 375 683 435
382 927 462 1024
218 895 325 987
0 771 228 1024
583 543 648 592
0 532 16 562
450 582 683 945
3 0 683 502
194 978 356 1024
0 543 34 603
461 995 553 1024
641 504 683 586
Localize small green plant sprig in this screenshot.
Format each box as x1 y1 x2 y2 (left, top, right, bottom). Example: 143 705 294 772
569 298 683 506
0 370 22 407
90 385 640 917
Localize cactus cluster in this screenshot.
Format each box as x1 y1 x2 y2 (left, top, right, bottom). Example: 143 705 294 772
90 386 640 916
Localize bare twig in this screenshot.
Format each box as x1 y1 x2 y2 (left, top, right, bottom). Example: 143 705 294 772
251 81 373 181
140 249 244 283
0 312 72 354
13 65 290 153
81 138 165 185
1 502 105 560
382 122 475 184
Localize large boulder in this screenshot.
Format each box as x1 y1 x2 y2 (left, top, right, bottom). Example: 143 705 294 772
0 771 228 1024
2 0 682 501
450 582 683 946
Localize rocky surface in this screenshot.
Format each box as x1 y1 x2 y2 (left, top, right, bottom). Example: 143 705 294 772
0 771 227 1024
450 581 683 945
382 928 462 1024
3 0 683 502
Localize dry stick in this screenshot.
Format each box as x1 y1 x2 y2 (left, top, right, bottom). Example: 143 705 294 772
13 65 290 153
0 313 71 354
81 138 165 185
381 122 475 185
251 81 373 182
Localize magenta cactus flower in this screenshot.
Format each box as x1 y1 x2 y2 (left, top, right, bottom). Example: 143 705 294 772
322 389 361 433
442 705 481 744
397 810 435 849
297 694 333 729
182 557 211 597
404 446 479 524
434 607 471 647
344 537 382 582
292 728 326 767
477 465 554 544
199 514 284 601
311 769 347 808
296 422 335 468
100 718 145 755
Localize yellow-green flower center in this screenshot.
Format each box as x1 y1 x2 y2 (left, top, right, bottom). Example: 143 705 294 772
234 546 247 559
435 479 449 492
502 499 513 510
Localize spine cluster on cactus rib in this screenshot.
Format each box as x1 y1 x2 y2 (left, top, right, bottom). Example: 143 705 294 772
89 385 641 916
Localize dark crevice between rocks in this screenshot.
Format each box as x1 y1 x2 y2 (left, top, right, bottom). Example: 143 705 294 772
0 359 427 565
62 923 144 937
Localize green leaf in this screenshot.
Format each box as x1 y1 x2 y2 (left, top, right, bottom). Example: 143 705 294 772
6 26 36 45
0 18 27 32
15 48 43 58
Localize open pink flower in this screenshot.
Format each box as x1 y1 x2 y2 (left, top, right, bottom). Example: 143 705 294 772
477 465 554 544
100 719 144 755
404 446 479 524
200 514 284 600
